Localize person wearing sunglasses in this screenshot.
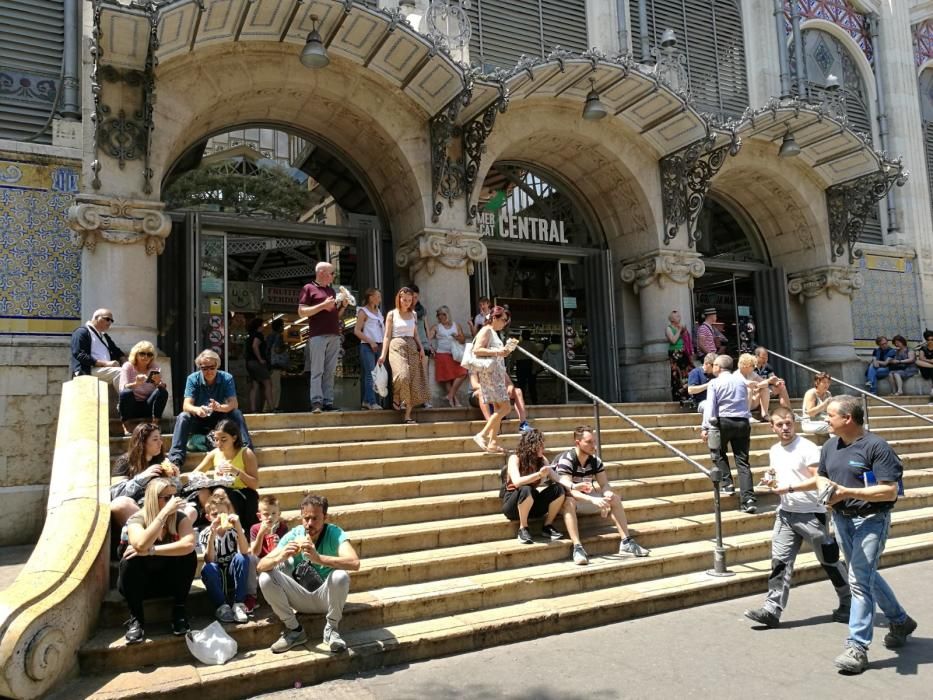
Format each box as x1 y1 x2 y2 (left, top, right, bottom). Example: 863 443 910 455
167 349 253 467
117 340 168 434
69 308 126 390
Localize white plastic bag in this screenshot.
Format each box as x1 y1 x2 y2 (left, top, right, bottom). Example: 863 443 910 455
372 363 389 397
186 620 238 666
449 339 465 363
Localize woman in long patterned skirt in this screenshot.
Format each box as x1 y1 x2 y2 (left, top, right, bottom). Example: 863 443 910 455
378 287 430 424
666 310 692 402
472 306 516 454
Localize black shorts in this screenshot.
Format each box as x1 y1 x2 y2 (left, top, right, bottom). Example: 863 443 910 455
920 366 933 381
501 482 564 521
246 360 271 381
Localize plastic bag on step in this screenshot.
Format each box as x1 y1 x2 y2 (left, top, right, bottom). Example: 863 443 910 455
372 363 389 398
186 620 238 665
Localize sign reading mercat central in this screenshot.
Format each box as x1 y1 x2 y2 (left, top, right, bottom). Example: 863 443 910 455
475 211 569 244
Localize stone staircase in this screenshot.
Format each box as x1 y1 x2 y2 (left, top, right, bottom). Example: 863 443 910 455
54 400 933 699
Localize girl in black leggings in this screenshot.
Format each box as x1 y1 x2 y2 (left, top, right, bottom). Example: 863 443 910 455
501 429 566 544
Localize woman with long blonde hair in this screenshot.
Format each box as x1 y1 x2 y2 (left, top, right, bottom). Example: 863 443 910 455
378 287 430 424
118 340 168 434
117 478 196 644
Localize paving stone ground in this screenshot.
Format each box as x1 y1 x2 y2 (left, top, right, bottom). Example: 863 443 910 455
252 558 933 700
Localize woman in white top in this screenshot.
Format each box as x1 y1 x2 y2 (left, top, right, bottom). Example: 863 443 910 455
801 372 832 434
378 287 430 423
429 305 468 406
354 288 385 410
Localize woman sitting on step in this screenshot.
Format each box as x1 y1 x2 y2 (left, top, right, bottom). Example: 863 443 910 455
110 423 178 531
192 419 260 532
501 429 590 565
801 372 832 434
118 477 196 644
117 340 169 435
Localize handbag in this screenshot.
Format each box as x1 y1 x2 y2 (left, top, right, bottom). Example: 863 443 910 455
460 342 493 370
449 338 465 363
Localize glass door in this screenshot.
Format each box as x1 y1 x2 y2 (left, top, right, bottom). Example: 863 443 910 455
559 261 591 402
692 271 758 357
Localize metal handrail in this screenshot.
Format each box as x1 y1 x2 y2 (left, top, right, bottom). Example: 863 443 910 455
765 348 933 428
510 344 734 577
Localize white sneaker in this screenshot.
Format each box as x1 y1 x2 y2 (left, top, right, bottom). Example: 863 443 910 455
323 623 347 652
232 602 249 623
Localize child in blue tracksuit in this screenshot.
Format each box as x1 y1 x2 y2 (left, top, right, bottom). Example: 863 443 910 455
199 492 254 624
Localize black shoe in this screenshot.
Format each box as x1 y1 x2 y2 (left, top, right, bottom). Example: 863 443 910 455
311 403 322 414
171 608 190 636
740 501 758 514
541 524 563 541
517 527 534 544
832 604 850 623
322 404 341 412
744 607 780 628
884 615 918 648
125 616 145 644
720 484 736 496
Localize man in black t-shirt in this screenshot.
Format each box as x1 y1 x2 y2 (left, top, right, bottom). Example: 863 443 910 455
915 330 933 402
813 395 915 674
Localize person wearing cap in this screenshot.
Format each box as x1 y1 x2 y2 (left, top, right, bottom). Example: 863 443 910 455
696 308 727 357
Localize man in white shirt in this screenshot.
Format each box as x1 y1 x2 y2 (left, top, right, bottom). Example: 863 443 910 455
743 407 851 628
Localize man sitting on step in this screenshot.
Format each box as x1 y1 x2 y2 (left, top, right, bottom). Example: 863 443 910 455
743 407 851 630
257 494 360 654
554 425 649 558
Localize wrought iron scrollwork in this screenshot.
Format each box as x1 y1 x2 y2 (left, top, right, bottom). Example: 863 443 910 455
462 84 508 224
660 130 742 245
430 88 472 222
826 160 908 264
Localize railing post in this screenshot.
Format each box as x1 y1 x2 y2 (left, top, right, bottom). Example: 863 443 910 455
862 394 871 431
706 464 734 577
593 398 602 458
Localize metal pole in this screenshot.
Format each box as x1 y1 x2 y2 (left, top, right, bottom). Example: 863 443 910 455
789 0 808 101
868 13 899 235
616 0 629 55
61 0 81 119
772 0 792 98
638 0 650 63
593 399 602 458
707 465 733 576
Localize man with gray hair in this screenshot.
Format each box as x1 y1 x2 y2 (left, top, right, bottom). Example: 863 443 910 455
69 308 126 389
298 262 349 414
701 354 755 513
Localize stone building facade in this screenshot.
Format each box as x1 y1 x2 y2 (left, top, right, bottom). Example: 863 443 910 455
1 0 932 543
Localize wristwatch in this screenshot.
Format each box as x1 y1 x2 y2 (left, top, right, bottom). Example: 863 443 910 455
788 485 795 493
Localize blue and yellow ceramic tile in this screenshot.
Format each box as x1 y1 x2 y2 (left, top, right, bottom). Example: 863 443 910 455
0 153 81 335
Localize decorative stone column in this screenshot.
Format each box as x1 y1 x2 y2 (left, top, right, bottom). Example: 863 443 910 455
620 249 704 399
67 194 171 347
395 229 487 402
787 265 864 385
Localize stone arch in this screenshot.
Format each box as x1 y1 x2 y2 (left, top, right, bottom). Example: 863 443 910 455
475 99 662 258
150 42 433 241
711 138 830 274
797 19 878 108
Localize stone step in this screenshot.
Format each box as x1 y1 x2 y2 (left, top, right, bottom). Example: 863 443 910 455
76 508 933 676
59 529 933 700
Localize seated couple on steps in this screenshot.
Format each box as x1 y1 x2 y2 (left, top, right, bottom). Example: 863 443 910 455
500 426 649 565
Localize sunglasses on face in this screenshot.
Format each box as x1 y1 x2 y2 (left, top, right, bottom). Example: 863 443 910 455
98 317 114 323
199 365 218 371
158 492 176 501
138 351 154 357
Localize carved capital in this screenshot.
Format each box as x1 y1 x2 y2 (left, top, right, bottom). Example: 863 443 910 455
67 194 171 255
395 229 488 276
786 266 863 304
620 250 705 294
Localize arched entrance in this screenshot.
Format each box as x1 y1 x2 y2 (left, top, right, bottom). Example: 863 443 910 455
158 124 393 412
473 161 613 403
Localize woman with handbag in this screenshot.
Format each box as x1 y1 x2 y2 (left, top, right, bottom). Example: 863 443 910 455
378 287 430 424
471 306 517 454
429 305 468 407
354 288 385 410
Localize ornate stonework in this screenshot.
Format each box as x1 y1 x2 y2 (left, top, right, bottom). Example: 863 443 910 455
395 229 487 276
786 265 863 303
67 194 171 255
620 250 706 294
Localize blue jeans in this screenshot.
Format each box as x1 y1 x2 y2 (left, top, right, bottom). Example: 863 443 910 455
833 511 907 651
167 409 252 466
866 364 890 393
359 343 381 406
308 334 340 407
201 554 249 606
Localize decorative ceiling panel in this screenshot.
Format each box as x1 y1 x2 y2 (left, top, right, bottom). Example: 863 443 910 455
156 1 200 61
99 8 149 70
816 149 877 180
282 1 344 44
367 33 430 84
650 112 708 152
525 61 592 99
328 11 385 62
404 60 464 114
239 0 296 41
194 0 249 47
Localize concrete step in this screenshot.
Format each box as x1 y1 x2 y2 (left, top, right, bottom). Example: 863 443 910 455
59 529 933 700
77 508 933 677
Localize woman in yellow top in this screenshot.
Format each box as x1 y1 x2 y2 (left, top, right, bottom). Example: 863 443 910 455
194 419 260 531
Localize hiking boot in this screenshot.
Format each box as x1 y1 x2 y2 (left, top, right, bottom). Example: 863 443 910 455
311 403 322 414
619 537 649 557
171 607 190 636
541 524 563 541
215 604 236 623
572 544 589 565
831 603 850 623
125 616 144 644
883 615 918 649
517 527 534 545
233 602 249 623
744 607 780 628
323 623 347 653
271 625 308 653
834 646 868 674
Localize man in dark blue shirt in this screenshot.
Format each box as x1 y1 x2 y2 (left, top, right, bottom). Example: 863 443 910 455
815 395 915 673
865 336 896 394
687 353 716 413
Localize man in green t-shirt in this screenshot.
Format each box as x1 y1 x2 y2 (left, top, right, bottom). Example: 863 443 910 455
257 494 360 653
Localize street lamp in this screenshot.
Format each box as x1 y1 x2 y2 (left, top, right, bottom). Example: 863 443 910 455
778 129 801 158
300 16 329 69
582 79 609 121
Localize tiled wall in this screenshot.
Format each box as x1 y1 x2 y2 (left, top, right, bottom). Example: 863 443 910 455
851 253 922 348
0 153 81 335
